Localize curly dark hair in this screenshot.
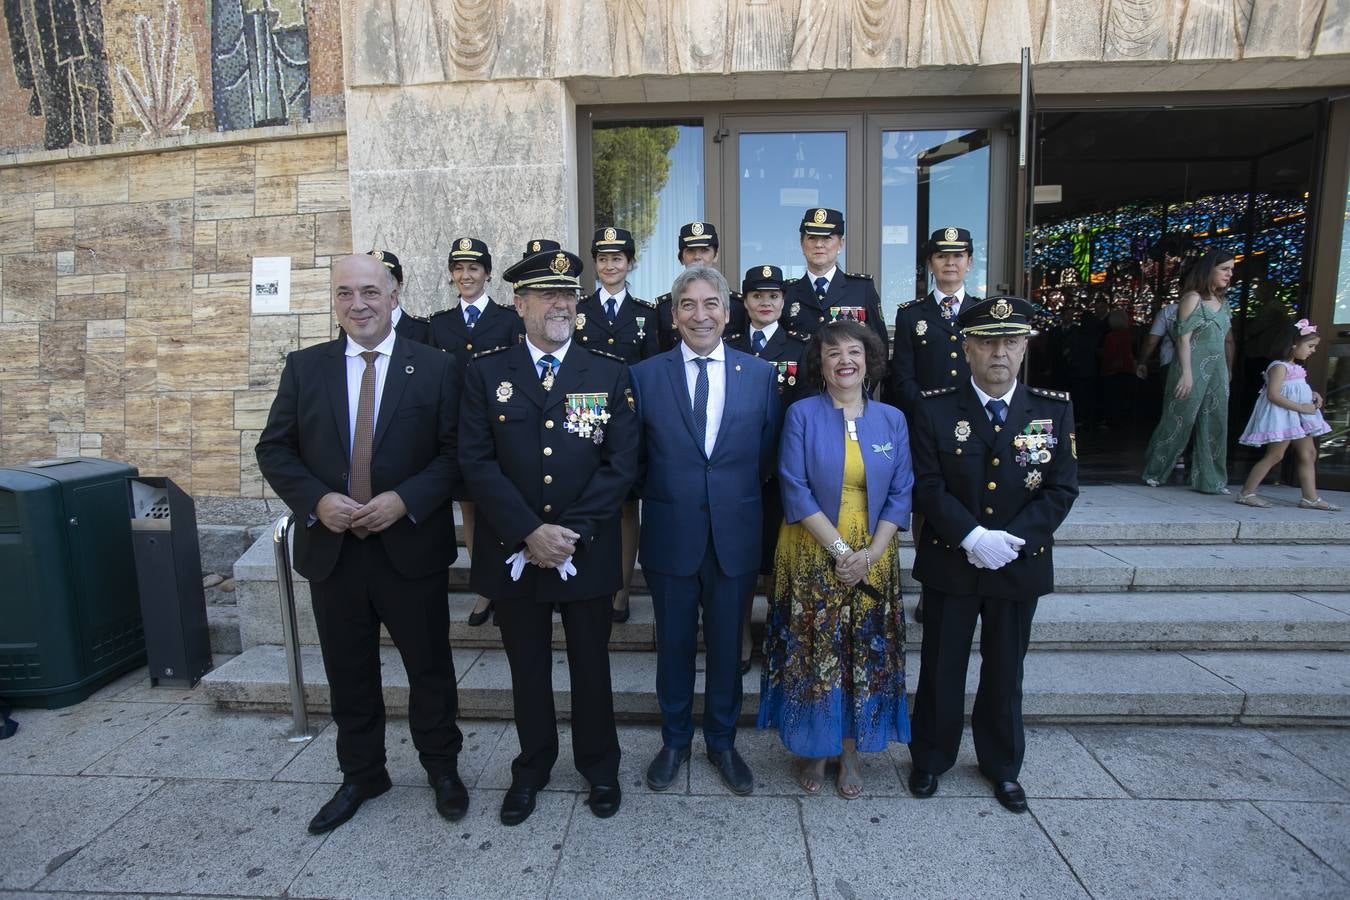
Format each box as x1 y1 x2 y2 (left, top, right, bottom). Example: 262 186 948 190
800 319 888 393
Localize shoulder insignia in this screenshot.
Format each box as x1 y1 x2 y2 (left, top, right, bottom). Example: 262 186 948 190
784 277 801 285
634 295 657 309
428 308 455 319
919 386 958 398
471 345 512 359
725 332 744 342
844 271 873 280
585 347 626 363
1028 387 1071 402
403 311 429 322
787 330 810 342
897 298 919 309
656 293 672 303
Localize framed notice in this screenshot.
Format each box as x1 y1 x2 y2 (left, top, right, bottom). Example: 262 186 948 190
251 256 292 314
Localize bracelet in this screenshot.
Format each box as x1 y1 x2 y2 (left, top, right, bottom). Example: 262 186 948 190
828 538 851 558
864 548 871 569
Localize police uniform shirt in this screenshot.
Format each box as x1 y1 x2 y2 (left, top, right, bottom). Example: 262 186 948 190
575 288 660 363
781 267 888 355
888 289 980 414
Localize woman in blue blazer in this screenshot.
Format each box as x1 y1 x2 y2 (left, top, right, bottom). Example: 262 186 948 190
758 319 914 798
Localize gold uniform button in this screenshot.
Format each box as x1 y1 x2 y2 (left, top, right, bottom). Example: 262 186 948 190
950 334 957 342
818 316 825 322
984 506 994 515
607 337 615 344
544 475 553 484
950 351 958 359
950 369 957 376
498 414 506 422
987 481 997 490
466 343 473 350
544 447 553 456
992 458 1000 466
955 447 962 455
545 420 554 429
543 504 552 513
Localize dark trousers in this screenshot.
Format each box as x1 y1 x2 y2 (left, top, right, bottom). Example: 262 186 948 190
494 594 619 790
908 586 1037 782
310 533 462 785
647 538 757 752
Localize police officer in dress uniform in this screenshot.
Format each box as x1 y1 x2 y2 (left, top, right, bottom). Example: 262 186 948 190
429 237 525 626
887 226 981 417
520 238 561 258
905 296 1078 815
780 208 888 356
457 247 639 826
577 227 660 623
654 222 746 350
335 250 433 345
724 263 808 672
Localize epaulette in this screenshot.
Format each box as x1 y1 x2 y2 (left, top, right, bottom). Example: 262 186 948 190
919 386 958 398
428 308 455 319
844 271 873 280
897 298 919 309
584 347 625 363
787 330 810 342
784 277 800 285
1028 386 1071 402
725 332 744 342
471 345 512 359
402 311 429 322
656 293 672 303
634 295 658 309
730 289 743 301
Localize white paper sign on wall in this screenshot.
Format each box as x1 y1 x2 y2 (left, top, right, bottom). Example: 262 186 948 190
251 257 292 314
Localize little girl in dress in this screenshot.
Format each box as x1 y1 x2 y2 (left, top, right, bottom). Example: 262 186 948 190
1236 320 1339 510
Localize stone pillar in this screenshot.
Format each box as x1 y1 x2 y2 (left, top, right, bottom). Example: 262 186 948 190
344 79 577 315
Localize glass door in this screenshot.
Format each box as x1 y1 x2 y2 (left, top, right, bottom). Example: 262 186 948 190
911 130 992 303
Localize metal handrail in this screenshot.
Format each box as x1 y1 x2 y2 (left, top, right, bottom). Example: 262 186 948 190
272 514 312 743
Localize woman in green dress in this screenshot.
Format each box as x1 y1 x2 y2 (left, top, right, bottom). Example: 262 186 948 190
1140 249 1236 493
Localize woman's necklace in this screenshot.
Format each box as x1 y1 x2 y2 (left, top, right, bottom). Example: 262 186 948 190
846 418 859 441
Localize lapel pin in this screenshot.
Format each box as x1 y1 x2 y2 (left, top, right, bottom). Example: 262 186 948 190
735 364 742 371
405 365 415 374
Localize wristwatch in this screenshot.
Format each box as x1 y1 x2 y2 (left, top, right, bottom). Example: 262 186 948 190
828 538 851 558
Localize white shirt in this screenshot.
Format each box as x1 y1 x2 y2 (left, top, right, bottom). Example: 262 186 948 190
391 306 404 327
1149 303 1178 367
748 320 779 347
933 285 967 317
459 294 490 326
344 329 397 454
525 336 571 377
805 265 838 292
970 376 1017 420
681 340 727 457
599 288 627 314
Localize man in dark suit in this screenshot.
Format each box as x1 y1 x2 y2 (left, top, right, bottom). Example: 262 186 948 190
653 222 746 350
335 250 433 345
905 296 1078 814
780 207 888 355
630 265 780 796
255 253 466 834
458 247 639 826
888 226 980 417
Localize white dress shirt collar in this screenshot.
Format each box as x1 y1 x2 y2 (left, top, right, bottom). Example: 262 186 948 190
680 339 727 365
970 377 1017 413
345 327 398 359
805 265 838 288
525 337 571 368
749 320 778 344
600 288 627 310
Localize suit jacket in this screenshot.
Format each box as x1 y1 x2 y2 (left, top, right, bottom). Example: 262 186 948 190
255 336 461 582
910 381 1078 600
429 299 523 369
630 344 780 578
778 394 913 535
458 344 639 602
888 291 978 415
574 290 661 363
781 271 889 357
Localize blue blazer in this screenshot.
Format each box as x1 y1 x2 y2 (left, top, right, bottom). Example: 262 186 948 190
778 393 914 534
631 344 780 578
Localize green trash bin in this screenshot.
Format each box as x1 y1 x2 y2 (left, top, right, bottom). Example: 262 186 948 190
0 458 145 708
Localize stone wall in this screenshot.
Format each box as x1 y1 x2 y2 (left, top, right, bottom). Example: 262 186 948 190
0 129 351 498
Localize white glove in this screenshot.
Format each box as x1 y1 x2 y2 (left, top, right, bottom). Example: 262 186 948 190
968 529 1025 570
506 551 528 581
558 556 576 581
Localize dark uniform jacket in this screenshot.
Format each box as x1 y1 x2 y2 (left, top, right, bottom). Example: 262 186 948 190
429 299 522 369
909 381 1078 600
337 309 432 346
255 336 462 583
781 270 888 356
655 291 747 352
574 290 661 363
458 343 639 603
725 325 809 407
888 291 978 415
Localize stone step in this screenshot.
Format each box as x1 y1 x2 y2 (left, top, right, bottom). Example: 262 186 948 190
207 604 241 656
201 643 1350 725
442 592 1350 652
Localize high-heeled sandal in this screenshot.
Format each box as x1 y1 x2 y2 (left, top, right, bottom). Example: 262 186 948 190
1235 493 1272 508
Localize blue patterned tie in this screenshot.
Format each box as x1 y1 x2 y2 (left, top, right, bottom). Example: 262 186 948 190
751 330 765 354
814 276 828 301
605 297 618 323
986 398 1007 425
464 304 480 328
693 357 709 452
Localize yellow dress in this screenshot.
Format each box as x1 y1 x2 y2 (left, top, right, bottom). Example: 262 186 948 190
757 430 909 756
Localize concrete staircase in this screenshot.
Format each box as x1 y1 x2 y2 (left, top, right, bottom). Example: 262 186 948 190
203 484 1350 725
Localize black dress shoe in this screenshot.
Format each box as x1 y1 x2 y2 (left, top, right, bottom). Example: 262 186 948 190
585 783 622 819
907 768 938 798
707 747 754 796
645 745 690 791
466 600 493 627
913 599 924 624
611 597 630 623
739 657 752 675
430 771 469 822
499 784 539 826
992 780 1028 813
308 772 392 834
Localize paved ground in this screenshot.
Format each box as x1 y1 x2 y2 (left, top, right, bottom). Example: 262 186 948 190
3 666 1348 899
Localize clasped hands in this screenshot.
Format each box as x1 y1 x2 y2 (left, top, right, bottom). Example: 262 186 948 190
833 548 871 587
506 524 580 581
316 491 406 534
963 526 1026 570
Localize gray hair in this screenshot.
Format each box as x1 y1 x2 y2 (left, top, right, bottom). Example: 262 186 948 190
670 265 730 311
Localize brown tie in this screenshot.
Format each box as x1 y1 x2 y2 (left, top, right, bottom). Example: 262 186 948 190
349 350 378 536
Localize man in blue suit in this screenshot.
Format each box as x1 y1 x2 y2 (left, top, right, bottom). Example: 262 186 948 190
629 265 780 795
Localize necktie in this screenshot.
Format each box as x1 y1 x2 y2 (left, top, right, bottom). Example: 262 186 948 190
605 297 618 323
940 296 956 320
538 354 558 390
692 357 709 453
751 330 766 354
814 276 828 301
986 398 1008 425
464 304 480 328
349 351 379 536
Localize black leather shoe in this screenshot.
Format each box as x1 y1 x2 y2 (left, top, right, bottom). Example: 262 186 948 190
430 771 469 822
499 784 539 826
707 747 754 796
907 768 938 798
611 601 630 623
308 772 392 834
466 600 493 627
993 780 1028 813
913 598 924 624
645 745 690 791
739 657 752 675
585 783 622 819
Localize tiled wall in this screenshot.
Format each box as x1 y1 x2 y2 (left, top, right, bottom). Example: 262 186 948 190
0 131 351 497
